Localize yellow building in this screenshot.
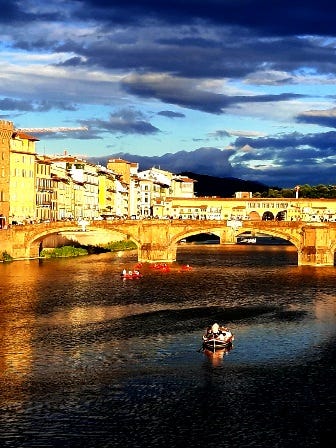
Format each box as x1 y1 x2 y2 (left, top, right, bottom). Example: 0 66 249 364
107 158 137 184
0 120 13 228
47 156 100 220
171 175 196 198
35 156 56 222
161 196 336 222
97 165 119 217
9 130 39 224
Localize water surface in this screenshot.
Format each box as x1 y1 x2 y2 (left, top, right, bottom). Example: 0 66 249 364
0 245 335 447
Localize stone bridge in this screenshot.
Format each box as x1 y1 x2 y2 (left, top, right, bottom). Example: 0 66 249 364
1 219 336 266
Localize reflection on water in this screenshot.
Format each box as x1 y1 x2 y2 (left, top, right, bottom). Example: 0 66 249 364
0 245 336 447
203 345 234 367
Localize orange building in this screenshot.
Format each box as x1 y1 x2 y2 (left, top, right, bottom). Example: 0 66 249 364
0 120 13 228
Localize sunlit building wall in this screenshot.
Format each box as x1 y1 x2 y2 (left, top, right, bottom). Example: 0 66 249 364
35 156 56 222
138 167 173 217
171 175 196 198
0 120 13 227
106 158 137 217
49 162 72 220
128 164 141 218
81 162 99 220
9 131 38 224
97 165 119 217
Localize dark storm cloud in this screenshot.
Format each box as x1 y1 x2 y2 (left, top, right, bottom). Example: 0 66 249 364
2 0 336 189
56 31 336 81
57 56 86 67
5 1 336 80
0 98 36 112
30 0 335 82
0 0 63 24
210 130 231 139
233 162 332 188
234 131 336 152
87 128 336 187
0 98 77 112
152 147 233 176
89 147 234 178
227 130 336 186
76 1 336 37
89 136 336 188
5 1 336 90
81 109 160 135
296 110 336 128
122 74 302 113
0 0 22 21
157 111 185 119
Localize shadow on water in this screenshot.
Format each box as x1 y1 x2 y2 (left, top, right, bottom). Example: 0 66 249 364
33 304 309 347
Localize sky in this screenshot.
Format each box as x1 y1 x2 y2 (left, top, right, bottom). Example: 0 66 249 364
1 0 336 188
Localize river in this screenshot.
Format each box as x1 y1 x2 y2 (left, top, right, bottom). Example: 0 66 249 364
0 245 335 447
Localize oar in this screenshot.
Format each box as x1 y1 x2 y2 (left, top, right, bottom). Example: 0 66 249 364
197 339 205 352
197 345 205 352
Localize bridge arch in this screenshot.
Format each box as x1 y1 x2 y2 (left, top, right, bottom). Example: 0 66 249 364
236 227 300 249
174 229 222 243
171 226 224 246
22 222 142 258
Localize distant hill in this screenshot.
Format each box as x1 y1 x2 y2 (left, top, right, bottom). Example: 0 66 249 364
180 172 270 198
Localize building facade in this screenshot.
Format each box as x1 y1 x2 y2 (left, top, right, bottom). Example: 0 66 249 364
9 131 38 224
0 121 13 228
3 119 336 228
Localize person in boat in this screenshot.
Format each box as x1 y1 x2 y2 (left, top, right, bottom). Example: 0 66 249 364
203 323 233 344
122 269 127 276
211 323 220 334
220 326 233 342
204 323 219 339
181 264 192 270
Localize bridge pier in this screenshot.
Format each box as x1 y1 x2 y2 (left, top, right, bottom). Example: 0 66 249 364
0 227 36 259
298 225 334 266
219 229 236 244
298 246 334 266
138 243 177 263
